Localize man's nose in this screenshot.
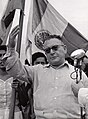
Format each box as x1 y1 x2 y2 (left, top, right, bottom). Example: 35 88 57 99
50 49 55 54
0 57 2 60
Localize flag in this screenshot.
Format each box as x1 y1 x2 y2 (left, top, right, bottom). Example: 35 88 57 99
0 0 24 45
25 39 32 65
26 0 88 59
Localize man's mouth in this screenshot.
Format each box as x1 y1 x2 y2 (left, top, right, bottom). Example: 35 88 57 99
50 56 57 60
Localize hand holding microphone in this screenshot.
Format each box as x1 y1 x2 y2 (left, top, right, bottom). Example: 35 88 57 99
70 49 87 84
71 49 86 68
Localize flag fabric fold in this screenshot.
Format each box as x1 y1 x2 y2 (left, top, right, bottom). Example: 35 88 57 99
0 0 24 45
25 39 32 65
26 0 88 59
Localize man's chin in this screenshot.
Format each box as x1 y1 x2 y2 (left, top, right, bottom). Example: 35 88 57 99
50 61 59 66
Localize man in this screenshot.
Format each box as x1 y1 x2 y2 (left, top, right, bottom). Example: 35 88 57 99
32 52 48 65
3 26 88 119
0 45 23 119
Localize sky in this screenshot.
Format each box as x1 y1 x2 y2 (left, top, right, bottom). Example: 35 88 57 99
49 0 88 39
0 0 88 63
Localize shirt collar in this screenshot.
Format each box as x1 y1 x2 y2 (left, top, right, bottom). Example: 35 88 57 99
44 61 69 69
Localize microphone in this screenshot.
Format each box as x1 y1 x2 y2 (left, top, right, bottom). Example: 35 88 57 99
71 49 86 67
70 49 86 84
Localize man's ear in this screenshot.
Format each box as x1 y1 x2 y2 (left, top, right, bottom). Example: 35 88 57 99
63 45 67 54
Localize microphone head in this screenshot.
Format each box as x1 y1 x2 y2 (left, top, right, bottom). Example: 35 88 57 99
71 49 85 58
71 49 86 68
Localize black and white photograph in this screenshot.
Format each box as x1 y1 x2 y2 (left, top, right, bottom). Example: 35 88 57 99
0 0 88 119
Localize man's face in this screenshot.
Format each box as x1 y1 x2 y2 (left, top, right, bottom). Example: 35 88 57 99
34 57 46 65
0 50 6 69
43 38 67 67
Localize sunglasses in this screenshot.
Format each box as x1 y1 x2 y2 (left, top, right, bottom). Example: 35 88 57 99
0 53 5 57
44 45 64 54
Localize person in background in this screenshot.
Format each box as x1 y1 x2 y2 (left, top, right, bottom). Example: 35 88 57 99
0 45 23 119
3 26 88 119
32 52 48 65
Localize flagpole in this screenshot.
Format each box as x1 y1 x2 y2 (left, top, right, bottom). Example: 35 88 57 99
28 39 32 66
16 0 25 56
30 42 32 65
8 84 16 119
9 0 25 119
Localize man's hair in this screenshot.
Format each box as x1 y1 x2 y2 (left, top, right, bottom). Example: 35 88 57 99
32 52 48 65
44 34 62 43
0 45 7 51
